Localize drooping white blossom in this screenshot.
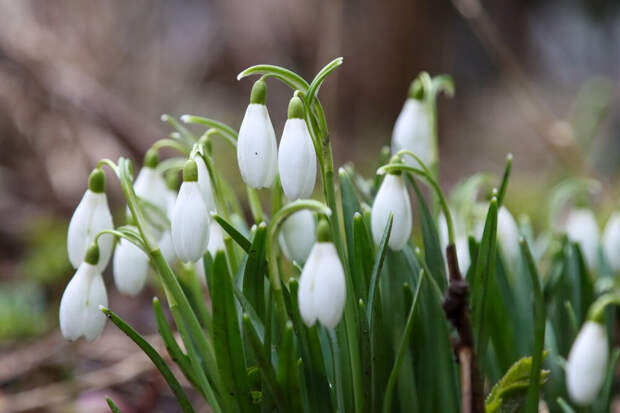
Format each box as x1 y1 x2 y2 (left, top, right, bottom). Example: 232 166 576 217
565 208 600 268
171 160 210 262
279 209 316 264
67 168 114 272
497 206 521 263
237 80 277 189
371 173 412 250
278 96 316 200
207 221 226 257
566 321 609 406
298 241 346 329
134 150 169 239
194 155 216 212
59 245 108 342
391 97 434 167
159 181 178 265
113 236 149 296
602 212 620 272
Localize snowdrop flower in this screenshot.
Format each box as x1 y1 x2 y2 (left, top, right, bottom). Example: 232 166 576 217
565 208 599 268
278 96 316 200
237 79 277 189
602 212 620 272
59 243 108 342
279 209 316 264
195 257 207 285
194 154 216 213
371 169 412 250
67 168 114 272
497 206 521 263
113 234 149 296
391 84 434 167
159 173 179 265
207 221 226 257
566 321 608 405
134 149 169 238
298 221 346 328
172 159 210 262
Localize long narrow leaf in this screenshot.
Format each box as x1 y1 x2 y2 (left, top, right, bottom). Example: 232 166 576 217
100 307 196 413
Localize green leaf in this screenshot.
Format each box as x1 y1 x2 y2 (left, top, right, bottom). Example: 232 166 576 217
366 215 393 325
213 214 252 253
242 313 287 411
408 176 446 291
100 307 196 413
180 115 238 147
471 198 499 358
306 57 343 106
106 397 122 413
276 321 303 412
485 354 550 413
519 239 546 413
352 212 375 295
242 222 267 319
153 297 197 387
237 64 310 91
382 276 424 413
211 251 252 412
593 347 620 413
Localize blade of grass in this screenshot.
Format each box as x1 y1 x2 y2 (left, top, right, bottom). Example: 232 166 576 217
382 276 424 413
520 238 546 413
100 307 196 413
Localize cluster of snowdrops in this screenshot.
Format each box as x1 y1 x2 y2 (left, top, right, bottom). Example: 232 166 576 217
59 58 620 412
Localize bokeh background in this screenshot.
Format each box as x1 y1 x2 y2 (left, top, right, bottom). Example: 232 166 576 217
0 0 619 412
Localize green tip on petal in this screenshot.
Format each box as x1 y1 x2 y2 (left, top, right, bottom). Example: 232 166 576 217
287 96 305 119
84 242 100 265
144 148 159 168
316 218 331 242
165 170 179 191
408 79 424 100
88 168 105 193
250 79 267 105
182 159 198 182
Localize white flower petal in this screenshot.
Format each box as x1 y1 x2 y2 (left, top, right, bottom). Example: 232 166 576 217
298 243 345 328
82 272 108 342
207 221 226 258
59 263 107 342
312 244 346 329
371 174 412 250
565 209 600 269
172 182 210 262
602 212 620 271
497 206 520 263
67 190 114 271
279 209 316 264
195 257 206 286
194 155 217 212
159 230 177 265
278 118 317 200
134 166 169 238
113 237 149 296
237 104 278 188
391 98 434 167
566 321 608 405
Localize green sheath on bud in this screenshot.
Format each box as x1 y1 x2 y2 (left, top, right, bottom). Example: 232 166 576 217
84 242 100 265
250 79 267 105
165 170 179 191
88 168 105 193
182 159 198 182
316 218 331 242
144 148 159 168
408 79 425 100
287 96 305 119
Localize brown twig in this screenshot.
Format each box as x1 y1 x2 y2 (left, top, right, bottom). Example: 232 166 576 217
442 243 484 413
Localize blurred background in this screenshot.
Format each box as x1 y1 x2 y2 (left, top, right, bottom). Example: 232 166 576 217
0 0 618 411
